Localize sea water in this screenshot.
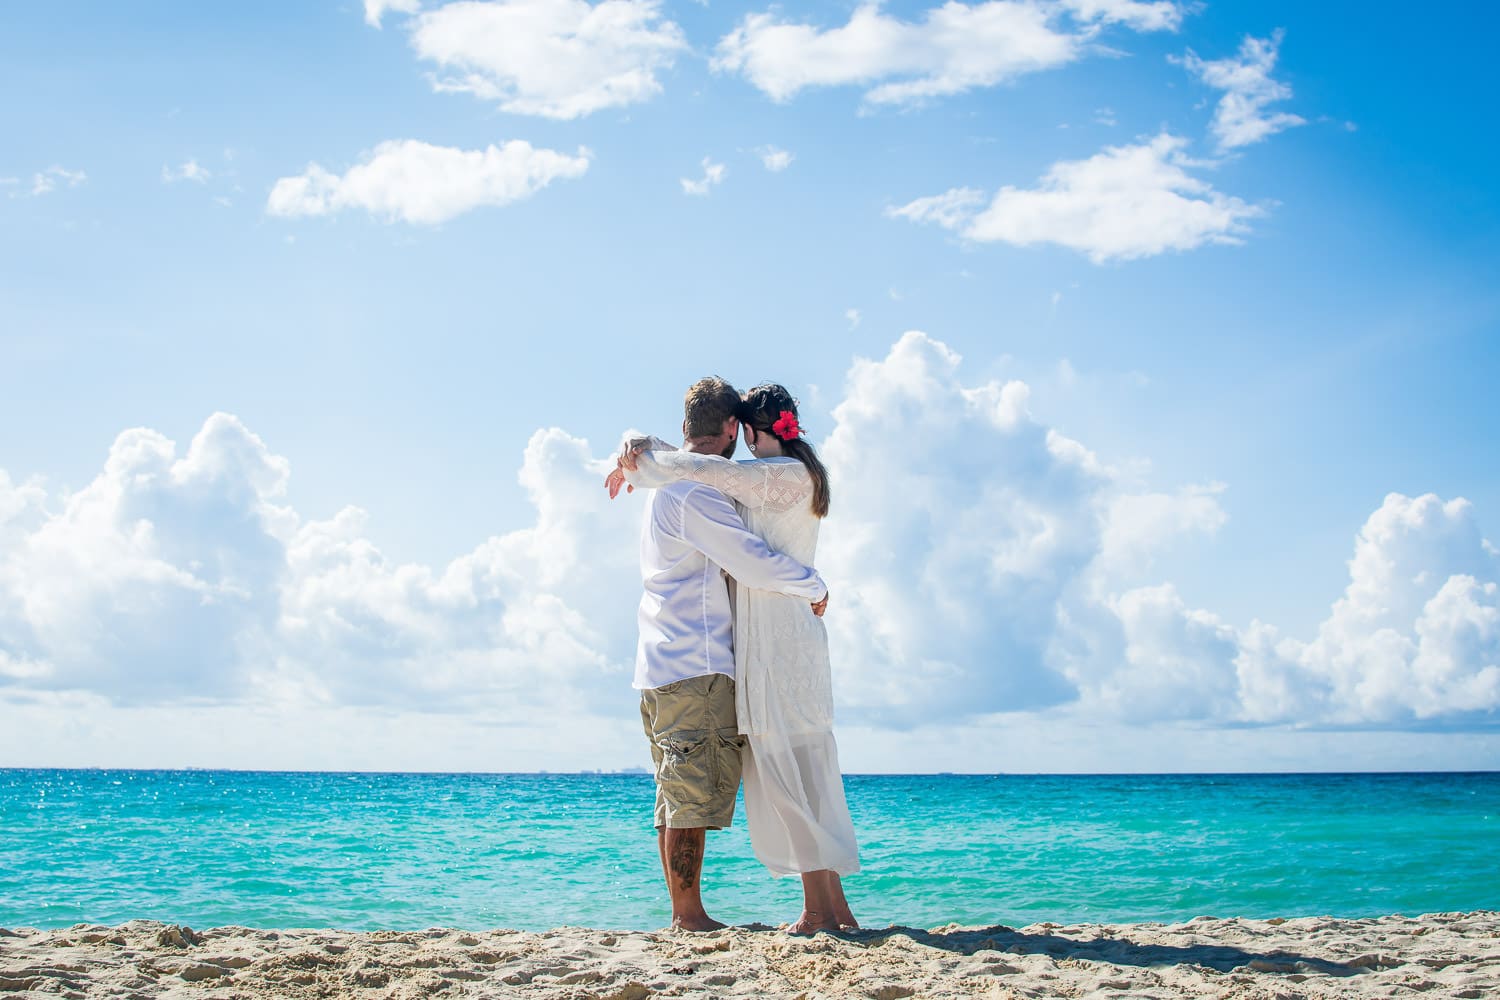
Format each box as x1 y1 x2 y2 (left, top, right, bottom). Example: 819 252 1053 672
1 770 1495 931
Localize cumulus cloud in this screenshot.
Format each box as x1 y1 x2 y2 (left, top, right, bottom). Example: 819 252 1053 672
888 133 1263 262
680 157 725 196
1235 495 1500 725
817 332 1229 723
713 0 1182 108
274 428 639 710
3 339 1495 736
408 0 687 119
267 139 589 224
1176 30 1306 151
365 0 422 28
819 335 1089 720
0 471 47 549
814 334 1500 731
0 415 640 715
0 416 292 701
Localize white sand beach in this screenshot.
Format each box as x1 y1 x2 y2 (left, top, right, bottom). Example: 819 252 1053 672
2 911 1496 998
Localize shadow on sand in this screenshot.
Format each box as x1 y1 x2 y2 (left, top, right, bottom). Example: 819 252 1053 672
788 924 1371 978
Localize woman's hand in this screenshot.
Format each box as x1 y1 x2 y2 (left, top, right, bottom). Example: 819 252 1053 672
604 442 650 499
811 590 830 618
604 464 633 499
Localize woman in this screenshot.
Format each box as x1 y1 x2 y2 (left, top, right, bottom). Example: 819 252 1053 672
610 383 859 933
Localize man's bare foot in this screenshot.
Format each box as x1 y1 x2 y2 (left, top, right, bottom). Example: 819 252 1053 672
786 910 841 935
671 914 727 932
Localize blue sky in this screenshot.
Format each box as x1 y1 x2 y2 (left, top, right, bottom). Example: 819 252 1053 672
2 1 1497 772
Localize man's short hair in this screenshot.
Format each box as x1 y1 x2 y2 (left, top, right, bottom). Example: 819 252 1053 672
683 376 741 439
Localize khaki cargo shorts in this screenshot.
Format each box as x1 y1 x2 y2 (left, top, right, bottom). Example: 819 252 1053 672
639 673 746 830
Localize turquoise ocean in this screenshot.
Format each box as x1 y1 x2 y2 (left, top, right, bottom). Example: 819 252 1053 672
2 770 1496 932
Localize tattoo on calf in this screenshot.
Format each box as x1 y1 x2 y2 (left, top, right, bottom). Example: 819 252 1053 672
669 836 702 891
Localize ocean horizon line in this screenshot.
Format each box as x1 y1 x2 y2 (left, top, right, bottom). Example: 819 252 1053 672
3 765 1496 778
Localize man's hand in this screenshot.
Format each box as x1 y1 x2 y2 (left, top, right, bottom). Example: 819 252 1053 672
811 590 830 618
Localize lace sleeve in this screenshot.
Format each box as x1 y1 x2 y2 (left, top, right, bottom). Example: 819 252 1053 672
627 452 814 513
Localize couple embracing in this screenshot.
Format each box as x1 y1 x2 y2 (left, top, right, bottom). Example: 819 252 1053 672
606 377 859 934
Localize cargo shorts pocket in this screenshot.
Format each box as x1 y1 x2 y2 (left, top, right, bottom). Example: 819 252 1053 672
658 729 711 805
713 727 746 796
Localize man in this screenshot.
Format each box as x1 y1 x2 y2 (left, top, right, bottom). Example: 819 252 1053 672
628 376 828 931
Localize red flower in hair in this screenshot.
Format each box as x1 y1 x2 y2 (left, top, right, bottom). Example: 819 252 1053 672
772 410 802 441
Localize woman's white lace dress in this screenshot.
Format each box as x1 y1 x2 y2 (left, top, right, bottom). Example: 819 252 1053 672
626 448 860 877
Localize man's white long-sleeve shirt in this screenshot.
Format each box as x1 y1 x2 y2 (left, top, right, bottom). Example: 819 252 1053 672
634 480 826 690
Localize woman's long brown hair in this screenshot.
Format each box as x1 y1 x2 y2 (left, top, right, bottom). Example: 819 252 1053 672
740 383 830 518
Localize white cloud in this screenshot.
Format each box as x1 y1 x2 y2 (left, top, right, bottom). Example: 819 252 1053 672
1176 30 1306 151
715 2 1076 106
817 334 1500 731
267 139 590 224
408 0 686 119
0 417 292 701
888 187 987 230
1060 0 1184 32
0 415 639 715
680 157 725 196
758 146 794 172
0 470 47 549
162 159 211 184
713 1 1182 108
1095 484 1227 578
365 0 422 28
845 308 861 329
1092 583 1242 720
3 340 1495 745
1235 494 1500 725
889 133 1263 263
817 332 1221 723
29 166 86 197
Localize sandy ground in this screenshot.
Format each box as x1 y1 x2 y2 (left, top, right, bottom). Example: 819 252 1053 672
2 912 1496 999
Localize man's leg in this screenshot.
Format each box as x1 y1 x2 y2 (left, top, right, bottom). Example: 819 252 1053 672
660 826 724 931
642 675 742 931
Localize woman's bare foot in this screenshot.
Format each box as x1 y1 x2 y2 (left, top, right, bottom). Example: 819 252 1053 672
786 910 840 935
829 875 859 929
